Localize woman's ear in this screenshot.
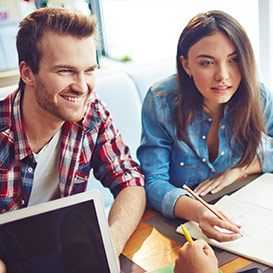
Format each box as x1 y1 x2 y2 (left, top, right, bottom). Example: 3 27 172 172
180 55 192 77
19 61 35 86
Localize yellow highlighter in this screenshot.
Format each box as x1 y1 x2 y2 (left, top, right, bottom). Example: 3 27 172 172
181 224 193 243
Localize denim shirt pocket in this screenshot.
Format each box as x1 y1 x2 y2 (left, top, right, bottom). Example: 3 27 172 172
170 144 200 187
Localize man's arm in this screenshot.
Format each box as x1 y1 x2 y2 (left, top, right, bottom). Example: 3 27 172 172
108 186 146 257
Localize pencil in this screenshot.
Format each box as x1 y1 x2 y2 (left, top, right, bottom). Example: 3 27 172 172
181 224 193 243
183 184 225 221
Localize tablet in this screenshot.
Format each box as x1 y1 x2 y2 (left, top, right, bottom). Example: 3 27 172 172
0 190 119 273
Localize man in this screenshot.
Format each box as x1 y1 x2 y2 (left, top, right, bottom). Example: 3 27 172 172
0 6 145 262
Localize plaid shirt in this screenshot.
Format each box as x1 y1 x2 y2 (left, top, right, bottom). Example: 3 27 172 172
0 89 144 214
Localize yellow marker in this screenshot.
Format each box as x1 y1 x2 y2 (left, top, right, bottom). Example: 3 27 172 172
181 224 193 243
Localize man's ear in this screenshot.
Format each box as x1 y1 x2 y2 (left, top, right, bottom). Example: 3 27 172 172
19 61 35 86
180 55 192 77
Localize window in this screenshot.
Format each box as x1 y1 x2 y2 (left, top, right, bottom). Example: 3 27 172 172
100 0 260 62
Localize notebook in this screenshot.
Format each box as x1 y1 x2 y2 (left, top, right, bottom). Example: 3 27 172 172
0 190 119 273
176 173 273 267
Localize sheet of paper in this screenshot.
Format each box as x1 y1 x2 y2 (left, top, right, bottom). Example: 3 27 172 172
177 195 273 267
231 173 273 210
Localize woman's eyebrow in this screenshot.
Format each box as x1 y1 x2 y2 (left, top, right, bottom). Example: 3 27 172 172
196 51 238 59
228 51 238 57
196 54 214 59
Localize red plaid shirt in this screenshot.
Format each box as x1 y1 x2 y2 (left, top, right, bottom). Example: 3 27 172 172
0 89 144 213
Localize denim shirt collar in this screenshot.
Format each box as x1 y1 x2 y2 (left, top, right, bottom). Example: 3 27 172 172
191 104 230 125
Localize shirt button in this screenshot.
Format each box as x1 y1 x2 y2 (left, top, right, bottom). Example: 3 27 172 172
221 125 225 129
208 118 212 122
202 135 206 140
202 158 206 162
28 167 33 172
22 200 25 205
180 162 184 166
221 151 225 156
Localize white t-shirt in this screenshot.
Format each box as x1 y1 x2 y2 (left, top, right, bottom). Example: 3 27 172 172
28 130 61 206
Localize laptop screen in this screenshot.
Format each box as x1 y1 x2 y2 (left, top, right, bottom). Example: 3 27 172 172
0 191 119 273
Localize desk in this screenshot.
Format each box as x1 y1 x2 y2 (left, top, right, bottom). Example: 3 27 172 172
121 209 254 273
121 175 272 273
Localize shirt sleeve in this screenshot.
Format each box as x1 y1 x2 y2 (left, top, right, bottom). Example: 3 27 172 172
137 88 190 218
259 83 273 172
91 101 144 197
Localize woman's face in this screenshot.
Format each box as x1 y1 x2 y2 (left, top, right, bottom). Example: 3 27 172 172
180 31 242 113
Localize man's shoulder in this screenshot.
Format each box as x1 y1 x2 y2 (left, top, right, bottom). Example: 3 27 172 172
0 93 14 132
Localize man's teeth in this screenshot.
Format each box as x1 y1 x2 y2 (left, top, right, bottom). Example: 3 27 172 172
63 96 82 102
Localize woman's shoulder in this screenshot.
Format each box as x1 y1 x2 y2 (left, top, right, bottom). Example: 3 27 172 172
259 82 273 104
142 74 178 119
145 74 178 105
149 73 178 93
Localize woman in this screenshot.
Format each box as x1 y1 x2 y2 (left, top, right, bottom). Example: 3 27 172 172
137 10 273 241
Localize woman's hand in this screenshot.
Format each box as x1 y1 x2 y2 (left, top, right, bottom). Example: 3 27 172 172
198 206 242 242
194 156 262 196
194 168 244 196
174 196 242 242
174 239 218 273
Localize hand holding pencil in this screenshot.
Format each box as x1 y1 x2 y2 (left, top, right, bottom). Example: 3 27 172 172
174 236 219 273
182 184 242 242
176 225 222 273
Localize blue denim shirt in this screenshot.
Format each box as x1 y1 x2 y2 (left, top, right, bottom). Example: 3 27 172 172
137 74 273 218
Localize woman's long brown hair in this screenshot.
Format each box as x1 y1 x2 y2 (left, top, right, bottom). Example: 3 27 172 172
175 10 265 167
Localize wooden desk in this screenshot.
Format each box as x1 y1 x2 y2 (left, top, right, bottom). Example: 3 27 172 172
121 175 267 273
122 209 253 273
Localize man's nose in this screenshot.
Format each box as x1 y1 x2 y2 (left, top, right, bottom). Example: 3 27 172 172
71 73 89 93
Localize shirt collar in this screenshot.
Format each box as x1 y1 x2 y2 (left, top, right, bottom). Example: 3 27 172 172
12 89 32 160
191 104 229 125
80 92 103 132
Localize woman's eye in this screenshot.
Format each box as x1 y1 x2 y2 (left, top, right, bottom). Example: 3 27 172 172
230 57 239 63
200 61 213 66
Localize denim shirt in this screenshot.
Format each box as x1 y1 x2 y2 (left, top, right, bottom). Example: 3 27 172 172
137 74 273 218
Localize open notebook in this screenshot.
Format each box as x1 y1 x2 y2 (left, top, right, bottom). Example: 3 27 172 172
176 173 273 267
0 190 119 273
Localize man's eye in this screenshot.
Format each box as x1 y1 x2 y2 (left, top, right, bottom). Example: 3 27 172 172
58 69 72 73
86 69 94 73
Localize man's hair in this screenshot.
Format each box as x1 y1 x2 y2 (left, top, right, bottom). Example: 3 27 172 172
16 7 97 90
174 10 265 168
